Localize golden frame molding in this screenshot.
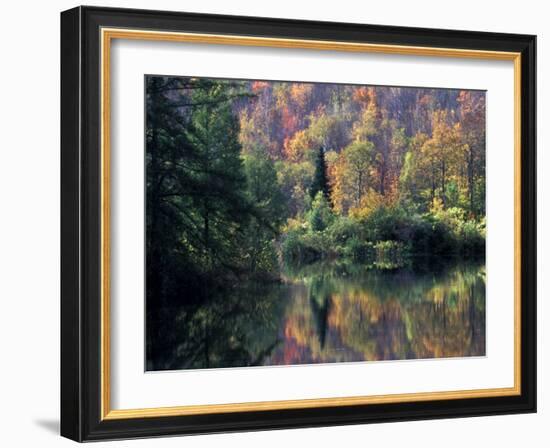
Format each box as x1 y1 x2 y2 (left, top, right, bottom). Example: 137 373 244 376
99 27 522 421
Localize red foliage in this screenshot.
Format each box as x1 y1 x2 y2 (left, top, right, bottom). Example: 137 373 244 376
251 81 269 92
353 86 371 104
281 106 299 137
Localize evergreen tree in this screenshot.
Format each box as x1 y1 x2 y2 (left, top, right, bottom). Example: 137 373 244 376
308 192 334 231
243 146 287 273
183 82 253 272
145 76 254 307
309 146 331 204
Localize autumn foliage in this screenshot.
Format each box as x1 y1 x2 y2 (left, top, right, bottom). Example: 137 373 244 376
145 76 486 370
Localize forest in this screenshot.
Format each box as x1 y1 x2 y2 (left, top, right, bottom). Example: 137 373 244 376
145 75 486 368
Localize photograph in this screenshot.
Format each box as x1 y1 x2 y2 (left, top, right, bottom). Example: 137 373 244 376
145 76 487 371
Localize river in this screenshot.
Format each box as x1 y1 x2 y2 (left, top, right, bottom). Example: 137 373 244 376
147 260 486 371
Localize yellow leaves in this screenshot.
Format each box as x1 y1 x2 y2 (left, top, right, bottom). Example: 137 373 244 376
238 112 255 147
283 111 338 163
348 190 386 221
289 83 313 108
411 131 429 149
324 149 338 167
273 83 290 109
352 102 379 141
429 197 444 214
283 129 311 162
238 110 271 157
429 110 463 153
351 87 384 142
329 141 374 213
283 217 308 233
418 109 467 188
242 80 485 219
274 82 313 112
329 153 347 214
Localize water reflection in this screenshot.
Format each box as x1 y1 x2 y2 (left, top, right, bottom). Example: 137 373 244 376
147 260 485 371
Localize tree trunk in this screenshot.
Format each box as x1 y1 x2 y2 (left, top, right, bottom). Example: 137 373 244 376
441 159 446 207
468 146 475 215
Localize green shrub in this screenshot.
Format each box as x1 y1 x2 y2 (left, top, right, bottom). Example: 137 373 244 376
422 214 456 256
281 228 333 264
282 204 485 268
457 218 485 256
374 240 409 269
359 206 401 241
343 237 375 263
307 192 334 232
428 207 485 256
282 230 316 264
327 217 363 249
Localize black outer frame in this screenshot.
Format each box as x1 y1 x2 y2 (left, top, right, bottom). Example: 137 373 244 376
60 5 536 442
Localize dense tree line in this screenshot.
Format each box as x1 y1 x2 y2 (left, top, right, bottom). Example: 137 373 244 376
146 76 486 361
239 83 485 218
145 77 284 362
146 76 485 368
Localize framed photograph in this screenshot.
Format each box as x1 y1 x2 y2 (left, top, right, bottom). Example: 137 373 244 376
60 6 536 442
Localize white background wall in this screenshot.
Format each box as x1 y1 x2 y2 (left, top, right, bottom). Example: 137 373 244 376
0 0 546 446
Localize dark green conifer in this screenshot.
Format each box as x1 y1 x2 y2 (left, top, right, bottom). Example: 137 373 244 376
309 146 332 205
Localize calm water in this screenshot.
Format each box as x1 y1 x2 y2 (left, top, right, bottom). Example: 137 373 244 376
147 260 486 371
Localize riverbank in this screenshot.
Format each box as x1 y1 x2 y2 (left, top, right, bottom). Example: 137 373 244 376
281 202 485 270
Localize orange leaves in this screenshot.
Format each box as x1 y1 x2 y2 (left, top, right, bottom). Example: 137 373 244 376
280 105 300 137
250 80 269 92
352 86 371 104
427 110 465 165
329 153 348 214
240 80 485 218
456 90 485 147
456 90 485 119
348 190 386 221
329 141 375 214
289 83 313 108
283 129 311 162
282 110 339 162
